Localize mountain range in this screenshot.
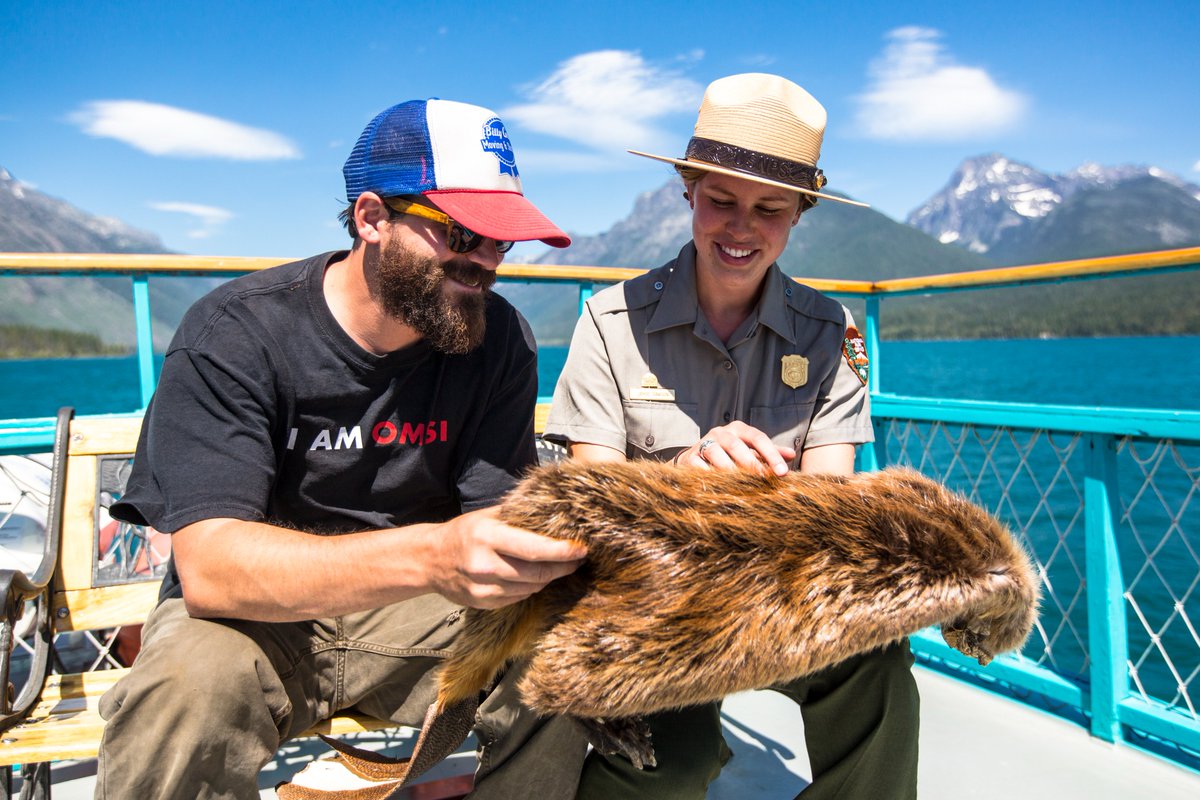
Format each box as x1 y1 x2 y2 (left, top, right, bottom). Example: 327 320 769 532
907 154 1200 261
0 168 223 349
511 153 1200 342
3 154 1199 349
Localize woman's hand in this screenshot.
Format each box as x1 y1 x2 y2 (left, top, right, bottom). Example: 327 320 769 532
672 421 796 476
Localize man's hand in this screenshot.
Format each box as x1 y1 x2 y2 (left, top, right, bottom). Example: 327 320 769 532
673 421 796 477
427 506 587 609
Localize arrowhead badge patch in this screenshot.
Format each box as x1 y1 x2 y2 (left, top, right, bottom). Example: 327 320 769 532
842 327 869 385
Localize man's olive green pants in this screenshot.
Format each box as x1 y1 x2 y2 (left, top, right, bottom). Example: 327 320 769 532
575 640 919 800
95 596 589 800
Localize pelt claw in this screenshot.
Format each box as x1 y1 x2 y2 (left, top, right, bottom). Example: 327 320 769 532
577 715 657 769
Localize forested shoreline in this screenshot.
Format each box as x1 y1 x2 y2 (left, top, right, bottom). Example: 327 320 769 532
0 325 130 359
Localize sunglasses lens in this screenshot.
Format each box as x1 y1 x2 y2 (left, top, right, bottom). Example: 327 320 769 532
496 240 515 254
448 224 483 254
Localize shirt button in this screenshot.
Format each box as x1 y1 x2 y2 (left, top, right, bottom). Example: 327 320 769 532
723 412 731 422
723 360 733 370
645 434 655 447
785 287 793 297
653 281 664 291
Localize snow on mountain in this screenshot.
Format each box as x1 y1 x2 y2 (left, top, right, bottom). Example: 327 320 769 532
907 154 1200 254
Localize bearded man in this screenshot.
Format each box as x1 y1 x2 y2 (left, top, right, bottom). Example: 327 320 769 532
95 99 591 799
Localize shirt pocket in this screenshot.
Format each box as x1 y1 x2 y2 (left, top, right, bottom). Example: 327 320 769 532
622 400 701 460
749 402 817 460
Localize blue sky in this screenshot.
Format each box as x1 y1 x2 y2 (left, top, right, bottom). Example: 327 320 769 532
2 0 1198 260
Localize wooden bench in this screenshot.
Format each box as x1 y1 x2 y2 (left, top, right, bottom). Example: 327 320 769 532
2 407 540 798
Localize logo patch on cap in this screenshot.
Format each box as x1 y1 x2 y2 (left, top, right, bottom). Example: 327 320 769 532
481 118 519 178
842 326 869 385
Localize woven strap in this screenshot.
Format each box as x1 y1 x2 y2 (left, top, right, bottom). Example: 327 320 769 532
276 696 480 799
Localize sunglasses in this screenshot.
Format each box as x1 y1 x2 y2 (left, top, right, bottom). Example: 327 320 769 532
383 197 514 254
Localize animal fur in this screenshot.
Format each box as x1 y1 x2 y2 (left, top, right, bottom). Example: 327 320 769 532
436 462 1039 761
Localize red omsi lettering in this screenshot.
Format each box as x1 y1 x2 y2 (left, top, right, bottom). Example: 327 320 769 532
371 419 448 446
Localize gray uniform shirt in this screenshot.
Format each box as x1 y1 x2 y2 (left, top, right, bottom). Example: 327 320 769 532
544 243 873 465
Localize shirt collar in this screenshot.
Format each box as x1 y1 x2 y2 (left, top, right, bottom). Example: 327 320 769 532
756 263 798 345
646 242 797 345
645 242 702 334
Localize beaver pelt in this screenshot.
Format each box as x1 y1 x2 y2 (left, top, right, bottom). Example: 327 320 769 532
437 461 1040 768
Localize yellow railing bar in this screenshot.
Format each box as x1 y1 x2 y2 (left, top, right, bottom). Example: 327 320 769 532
0 253 292 274
499 264 644 283
0 253 870 293
871 246 1200 294
500 263 874 294
1 246 1197 294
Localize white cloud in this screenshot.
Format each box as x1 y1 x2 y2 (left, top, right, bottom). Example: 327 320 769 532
503 50 702 158
1193 160 1200 172
150 201 234 239
854 27 1027 141
70 100 301 160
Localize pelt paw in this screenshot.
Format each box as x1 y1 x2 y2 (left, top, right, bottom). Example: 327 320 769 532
576 715 657 769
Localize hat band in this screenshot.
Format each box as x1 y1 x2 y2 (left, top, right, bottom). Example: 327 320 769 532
685 137 826 193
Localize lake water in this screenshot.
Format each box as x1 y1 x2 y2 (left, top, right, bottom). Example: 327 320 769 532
2 337 1198 701
3 336 1199 419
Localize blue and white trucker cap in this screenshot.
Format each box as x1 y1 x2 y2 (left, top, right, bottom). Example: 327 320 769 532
344 99 570 248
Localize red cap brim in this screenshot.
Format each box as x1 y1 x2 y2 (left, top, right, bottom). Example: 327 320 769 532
426 190 571 248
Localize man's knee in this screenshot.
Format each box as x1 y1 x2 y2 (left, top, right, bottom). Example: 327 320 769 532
102 609 292 734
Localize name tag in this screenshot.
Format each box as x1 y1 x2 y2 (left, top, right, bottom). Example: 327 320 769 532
629 372 676 402
630 387 677 401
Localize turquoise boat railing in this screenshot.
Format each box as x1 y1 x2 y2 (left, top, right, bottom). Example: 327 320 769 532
2 247 1199 768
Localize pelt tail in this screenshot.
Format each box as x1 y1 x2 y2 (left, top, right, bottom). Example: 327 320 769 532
436 597 546 711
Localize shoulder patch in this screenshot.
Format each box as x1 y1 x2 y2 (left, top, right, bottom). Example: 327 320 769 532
842 326 869 385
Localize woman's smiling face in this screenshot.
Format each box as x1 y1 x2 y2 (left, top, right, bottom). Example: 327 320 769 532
689 171 802 289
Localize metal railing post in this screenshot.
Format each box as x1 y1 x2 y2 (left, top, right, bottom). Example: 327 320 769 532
1085 432 1128 742
577 282 594 316
131 275 156 409
861 295 884 471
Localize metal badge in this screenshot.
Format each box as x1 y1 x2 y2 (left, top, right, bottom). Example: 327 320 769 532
630 372 676 401
781 355 809 388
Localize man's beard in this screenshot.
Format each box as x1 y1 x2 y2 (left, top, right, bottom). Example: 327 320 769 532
374 238 495 354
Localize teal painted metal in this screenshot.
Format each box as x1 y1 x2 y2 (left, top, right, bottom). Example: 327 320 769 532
860 296 882 472
873 394 1200 440
911 629 1085 707
0 418 57 455
0 414 144 454
577 282 594 316
864 296 881 395
1118 698 1200 753
131 275 156 410
1084 433 1129 742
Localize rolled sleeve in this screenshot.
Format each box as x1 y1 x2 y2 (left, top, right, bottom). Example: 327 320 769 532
542 304 628 452
805 310 873 448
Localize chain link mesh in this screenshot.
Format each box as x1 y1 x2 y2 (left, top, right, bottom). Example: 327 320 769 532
883 420 1199 724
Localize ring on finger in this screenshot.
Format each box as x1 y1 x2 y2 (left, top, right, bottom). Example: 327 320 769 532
697 438 717 458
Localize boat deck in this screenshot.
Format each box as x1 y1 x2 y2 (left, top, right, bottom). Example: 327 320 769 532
712 667 1200 799
18 665 1200 798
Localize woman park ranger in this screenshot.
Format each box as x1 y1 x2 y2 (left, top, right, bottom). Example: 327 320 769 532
543 73 920 799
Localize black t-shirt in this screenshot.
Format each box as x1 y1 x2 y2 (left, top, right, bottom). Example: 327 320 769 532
112 251 539 600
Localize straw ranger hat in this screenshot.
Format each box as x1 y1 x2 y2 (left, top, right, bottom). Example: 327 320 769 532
629 73 866 207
